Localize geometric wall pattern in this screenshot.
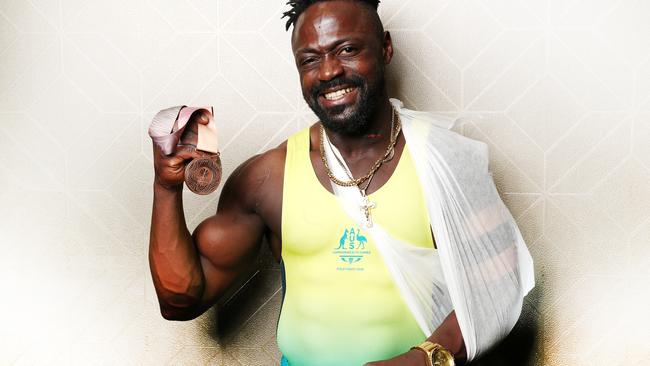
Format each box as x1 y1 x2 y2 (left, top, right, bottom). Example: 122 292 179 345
1 0 648 365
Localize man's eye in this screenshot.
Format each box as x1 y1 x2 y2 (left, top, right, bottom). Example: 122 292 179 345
301 58 317 66
341 46 356 54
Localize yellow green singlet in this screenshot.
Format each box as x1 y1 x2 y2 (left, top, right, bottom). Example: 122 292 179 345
278 127 435 366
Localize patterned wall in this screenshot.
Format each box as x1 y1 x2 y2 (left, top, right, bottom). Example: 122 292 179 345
1 0 648 365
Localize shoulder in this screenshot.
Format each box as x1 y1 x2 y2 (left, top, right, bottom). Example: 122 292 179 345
403 115 490 173
239 143 287 175
404 112 486 148
225 143 287 193
444 128 489 159
220 124 314 214
218 141 287 215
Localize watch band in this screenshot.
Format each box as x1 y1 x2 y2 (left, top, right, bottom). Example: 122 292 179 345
411 341 455 366
411 341 435 366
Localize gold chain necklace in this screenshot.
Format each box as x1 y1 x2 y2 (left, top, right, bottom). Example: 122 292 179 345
319 108 401 228
319 108 401 187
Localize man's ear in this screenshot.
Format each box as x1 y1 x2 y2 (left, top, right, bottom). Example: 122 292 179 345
382 31 394 64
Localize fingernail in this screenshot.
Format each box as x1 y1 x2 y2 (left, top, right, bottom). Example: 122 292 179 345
201 114 209 122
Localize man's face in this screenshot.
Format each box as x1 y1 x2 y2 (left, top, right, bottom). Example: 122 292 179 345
291 1 391 136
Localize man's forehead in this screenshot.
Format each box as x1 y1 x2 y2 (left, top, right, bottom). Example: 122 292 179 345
291 1 376 51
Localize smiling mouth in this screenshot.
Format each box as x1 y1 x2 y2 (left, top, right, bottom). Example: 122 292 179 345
322 87 356 101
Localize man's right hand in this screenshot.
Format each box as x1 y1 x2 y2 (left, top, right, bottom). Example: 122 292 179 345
152 109 211 191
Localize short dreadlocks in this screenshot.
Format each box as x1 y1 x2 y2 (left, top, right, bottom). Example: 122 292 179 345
282 0 381 31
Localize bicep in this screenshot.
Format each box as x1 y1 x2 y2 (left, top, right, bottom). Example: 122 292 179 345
191 170 267 310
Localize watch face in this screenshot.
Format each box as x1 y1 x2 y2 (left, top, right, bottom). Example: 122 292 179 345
433 349 455 366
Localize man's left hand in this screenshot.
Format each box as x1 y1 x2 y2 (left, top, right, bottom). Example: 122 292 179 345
364 349 429 366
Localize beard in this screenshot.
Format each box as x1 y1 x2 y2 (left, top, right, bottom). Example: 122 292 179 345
305 69 385 137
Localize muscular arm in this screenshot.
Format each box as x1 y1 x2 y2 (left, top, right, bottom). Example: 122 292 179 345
149 181 207 319
149 137 284 320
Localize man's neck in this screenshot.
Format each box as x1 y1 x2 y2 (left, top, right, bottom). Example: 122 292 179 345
324 98 394 163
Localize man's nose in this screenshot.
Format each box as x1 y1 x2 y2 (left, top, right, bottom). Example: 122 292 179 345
318 54 344 81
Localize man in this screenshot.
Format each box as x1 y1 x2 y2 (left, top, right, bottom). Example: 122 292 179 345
149 1 533 365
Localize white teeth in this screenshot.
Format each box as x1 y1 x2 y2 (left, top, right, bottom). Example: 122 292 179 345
324 87 354 101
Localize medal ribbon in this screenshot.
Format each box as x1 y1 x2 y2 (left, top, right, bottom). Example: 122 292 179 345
148 105 219 155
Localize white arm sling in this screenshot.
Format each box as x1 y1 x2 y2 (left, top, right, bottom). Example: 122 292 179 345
322 98 535 361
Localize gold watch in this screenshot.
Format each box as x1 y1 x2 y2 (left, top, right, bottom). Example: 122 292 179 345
410 341 455 366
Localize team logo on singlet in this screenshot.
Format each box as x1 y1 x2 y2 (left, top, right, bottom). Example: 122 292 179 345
333 227 371 271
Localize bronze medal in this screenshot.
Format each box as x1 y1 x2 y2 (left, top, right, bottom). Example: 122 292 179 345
184 151 222 195
149 105 222 195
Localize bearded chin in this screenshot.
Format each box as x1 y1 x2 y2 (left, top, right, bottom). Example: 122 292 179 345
316 100 373 136
308 74 385 137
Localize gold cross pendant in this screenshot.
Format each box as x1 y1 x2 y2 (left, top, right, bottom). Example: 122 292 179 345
359 190 376 228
